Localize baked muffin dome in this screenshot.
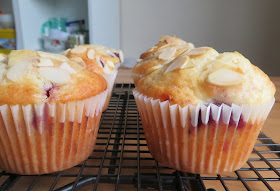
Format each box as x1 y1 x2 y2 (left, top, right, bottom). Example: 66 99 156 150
0 50 107 106
136 47 275 106
133 36 194 77
65 45 123 75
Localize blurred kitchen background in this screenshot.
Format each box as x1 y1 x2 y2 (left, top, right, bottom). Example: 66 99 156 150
0 0 279 75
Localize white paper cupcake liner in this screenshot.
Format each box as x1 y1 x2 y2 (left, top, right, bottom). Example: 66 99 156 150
0 90 108 175
133 90 275 174
102 70 118 111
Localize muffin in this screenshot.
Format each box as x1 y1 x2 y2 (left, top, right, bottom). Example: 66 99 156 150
132 35 194 85
133 46 275 174
0 50 108 175
64 45 123 111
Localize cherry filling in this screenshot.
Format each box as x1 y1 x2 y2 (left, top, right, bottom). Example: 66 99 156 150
100 59 105 68
45 85 56 98
114 52 120 60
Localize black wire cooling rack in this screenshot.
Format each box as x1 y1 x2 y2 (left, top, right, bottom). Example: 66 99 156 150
0 83 279 191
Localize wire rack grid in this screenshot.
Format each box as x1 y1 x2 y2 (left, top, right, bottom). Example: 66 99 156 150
0 83 279 191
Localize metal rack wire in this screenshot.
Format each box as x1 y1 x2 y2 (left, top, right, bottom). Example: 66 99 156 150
0 83 279 191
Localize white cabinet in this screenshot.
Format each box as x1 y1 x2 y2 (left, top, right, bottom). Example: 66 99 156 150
10 0 120 50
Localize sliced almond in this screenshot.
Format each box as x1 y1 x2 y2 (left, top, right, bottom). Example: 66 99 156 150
61 49 70 56
6 62 31 82
70 57 86 67
165 36 186 46
178 40 187 45
161 58 174 65
158 44 169 50
94 46 109 55
147 65 163 74
208 68 243 86
175 43 194 50
187 47 211 56
39 67 71 84
107 60 115 68
166 36 177 45
94 45 107 52
159 35 170 42
0 53 7 62
59 62 77 74
181 58 196 69
187 43 195 49
164 55 189 73
70 46 87 54
37 51 68 62
158 47 177 60
37 58 54 67
103 64 112 74
148 46 157 52
87 48 95 59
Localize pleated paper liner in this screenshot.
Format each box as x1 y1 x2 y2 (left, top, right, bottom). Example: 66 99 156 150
0 90 108 175
102 70 118 111
133 90 275 174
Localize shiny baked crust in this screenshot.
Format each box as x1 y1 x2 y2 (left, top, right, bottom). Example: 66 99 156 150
133 36 194 76
0 49 107 106
136 49 275 106
66 45 123 75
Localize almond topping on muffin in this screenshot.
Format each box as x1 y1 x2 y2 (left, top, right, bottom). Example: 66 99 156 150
37 58 54 67
69 57 86 67
161 58 175 65
208 68 244 86
6 61 31 82
158 44 169 50
165 36 186 46
87 48 95 59
147 65 163 74
187 47 211 56
165 55 193 73
59 62 77 74
148 46 157 52
71 46 87 54
158 47 177 60
38 67 71 84
182 59 196 69
107 60 115 68
38 51 68 62
159 35 170 42
66 45 123 75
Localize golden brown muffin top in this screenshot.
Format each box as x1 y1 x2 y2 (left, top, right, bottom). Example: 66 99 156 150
0 50 107 106
136 47 275 106
133 36 194 76
64 45 123 75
